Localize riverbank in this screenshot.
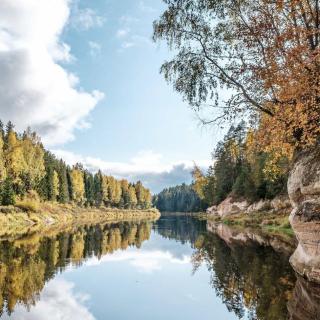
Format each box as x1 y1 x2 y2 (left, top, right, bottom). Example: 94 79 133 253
204 210 294 236
0 202 160 237
206 220 296 255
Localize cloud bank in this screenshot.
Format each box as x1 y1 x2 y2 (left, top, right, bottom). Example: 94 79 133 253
53 150 210 193
0 0 104 146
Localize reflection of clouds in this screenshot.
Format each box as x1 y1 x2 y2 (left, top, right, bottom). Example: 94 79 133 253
85 250 190 273
3 279 95 320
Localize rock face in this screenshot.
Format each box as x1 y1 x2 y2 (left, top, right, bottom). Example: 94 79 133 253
271 195 292 211
206 197 249 217
206 195 292 217
216 197 249 217
206 205 218 215
246 199 271 212
288 148 320 283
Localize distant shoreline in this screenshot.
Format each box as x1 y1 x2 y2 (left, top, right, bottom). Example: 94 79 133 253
158 211 204 216
0 203 160 237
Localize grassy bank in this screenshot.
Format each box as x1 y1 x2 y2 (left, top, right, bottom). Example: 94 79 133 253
206 211 294 236
0 202 160 237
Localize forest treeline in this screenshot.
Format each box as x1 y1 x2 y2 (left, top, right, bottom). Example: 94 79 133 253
154 121 290 212
0 121 152 210
192 121 290 208
152 184 203 213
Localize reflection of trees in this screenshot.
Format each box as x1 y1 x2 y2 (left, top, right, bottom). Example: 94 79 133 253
154 215 206 246
0 221 152 315
191 232 296 320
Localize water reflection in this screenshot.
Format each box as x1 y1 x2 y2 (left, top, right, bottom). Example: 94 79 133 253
155 215 320 320
192 226 295 319
288 275 320 320
0 215 319 319
0 221 151 316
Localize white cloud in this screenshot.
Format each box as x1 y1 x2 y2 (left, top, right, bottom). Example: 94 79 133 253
52 149 210 192
53 149 193 176
4 279 95 320
121 41 135 49
116 15 152 51
51 43 75 63
88 41 101 57
72 7 105 30
85 249 190 274
116 28 130 38
0 0 104 146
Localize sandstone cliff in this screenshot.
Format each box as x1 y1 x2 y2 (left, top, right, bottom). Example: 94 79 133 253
288 148 320 283
206 194 292 217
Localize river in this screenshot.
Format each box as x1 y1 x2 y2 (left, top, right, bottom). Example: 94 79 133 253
0 214 318 319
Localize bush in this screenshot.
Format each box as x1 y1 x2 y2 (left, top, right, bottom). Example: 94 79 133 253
15 190 40 212
15 200 40 212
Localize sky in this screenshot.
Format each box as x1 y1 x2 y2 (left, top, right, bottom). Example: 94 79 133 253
0 0 225 193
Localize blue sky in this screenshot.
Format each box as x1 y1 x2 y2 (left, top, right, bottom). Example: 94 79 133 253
0 0 225 192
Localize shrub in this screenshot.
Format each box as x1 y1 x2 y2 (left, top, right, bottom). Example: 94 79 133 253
15 190 40 212
15 199 40 212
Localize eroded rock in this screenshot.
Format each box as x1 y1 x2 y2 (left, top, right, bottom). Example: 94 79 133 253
247 199 271 213
288 148 320 283
271 195 292 211
216 196 249 217
206 205 218 215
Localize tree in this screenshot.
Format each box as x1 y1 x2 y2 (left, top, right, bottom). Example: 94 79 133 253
93 171 103 207
70 168 85 205
39 152 57 201
66 167 73 201
52 170 59 201
128 185 138 209
4 129 26 192
0 132 6 183
203 165 215 205
191 165 207 200
57 161 69 203
144 189 152 209
101 175 110 206
1 177 15 205
21 128 45 191
84 170 94 206
120 180 130 209
135 181 145 209
153 0 320 148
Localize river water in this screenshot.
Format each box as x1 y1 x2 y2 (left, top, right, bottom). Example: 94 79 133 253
0 214 318 319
